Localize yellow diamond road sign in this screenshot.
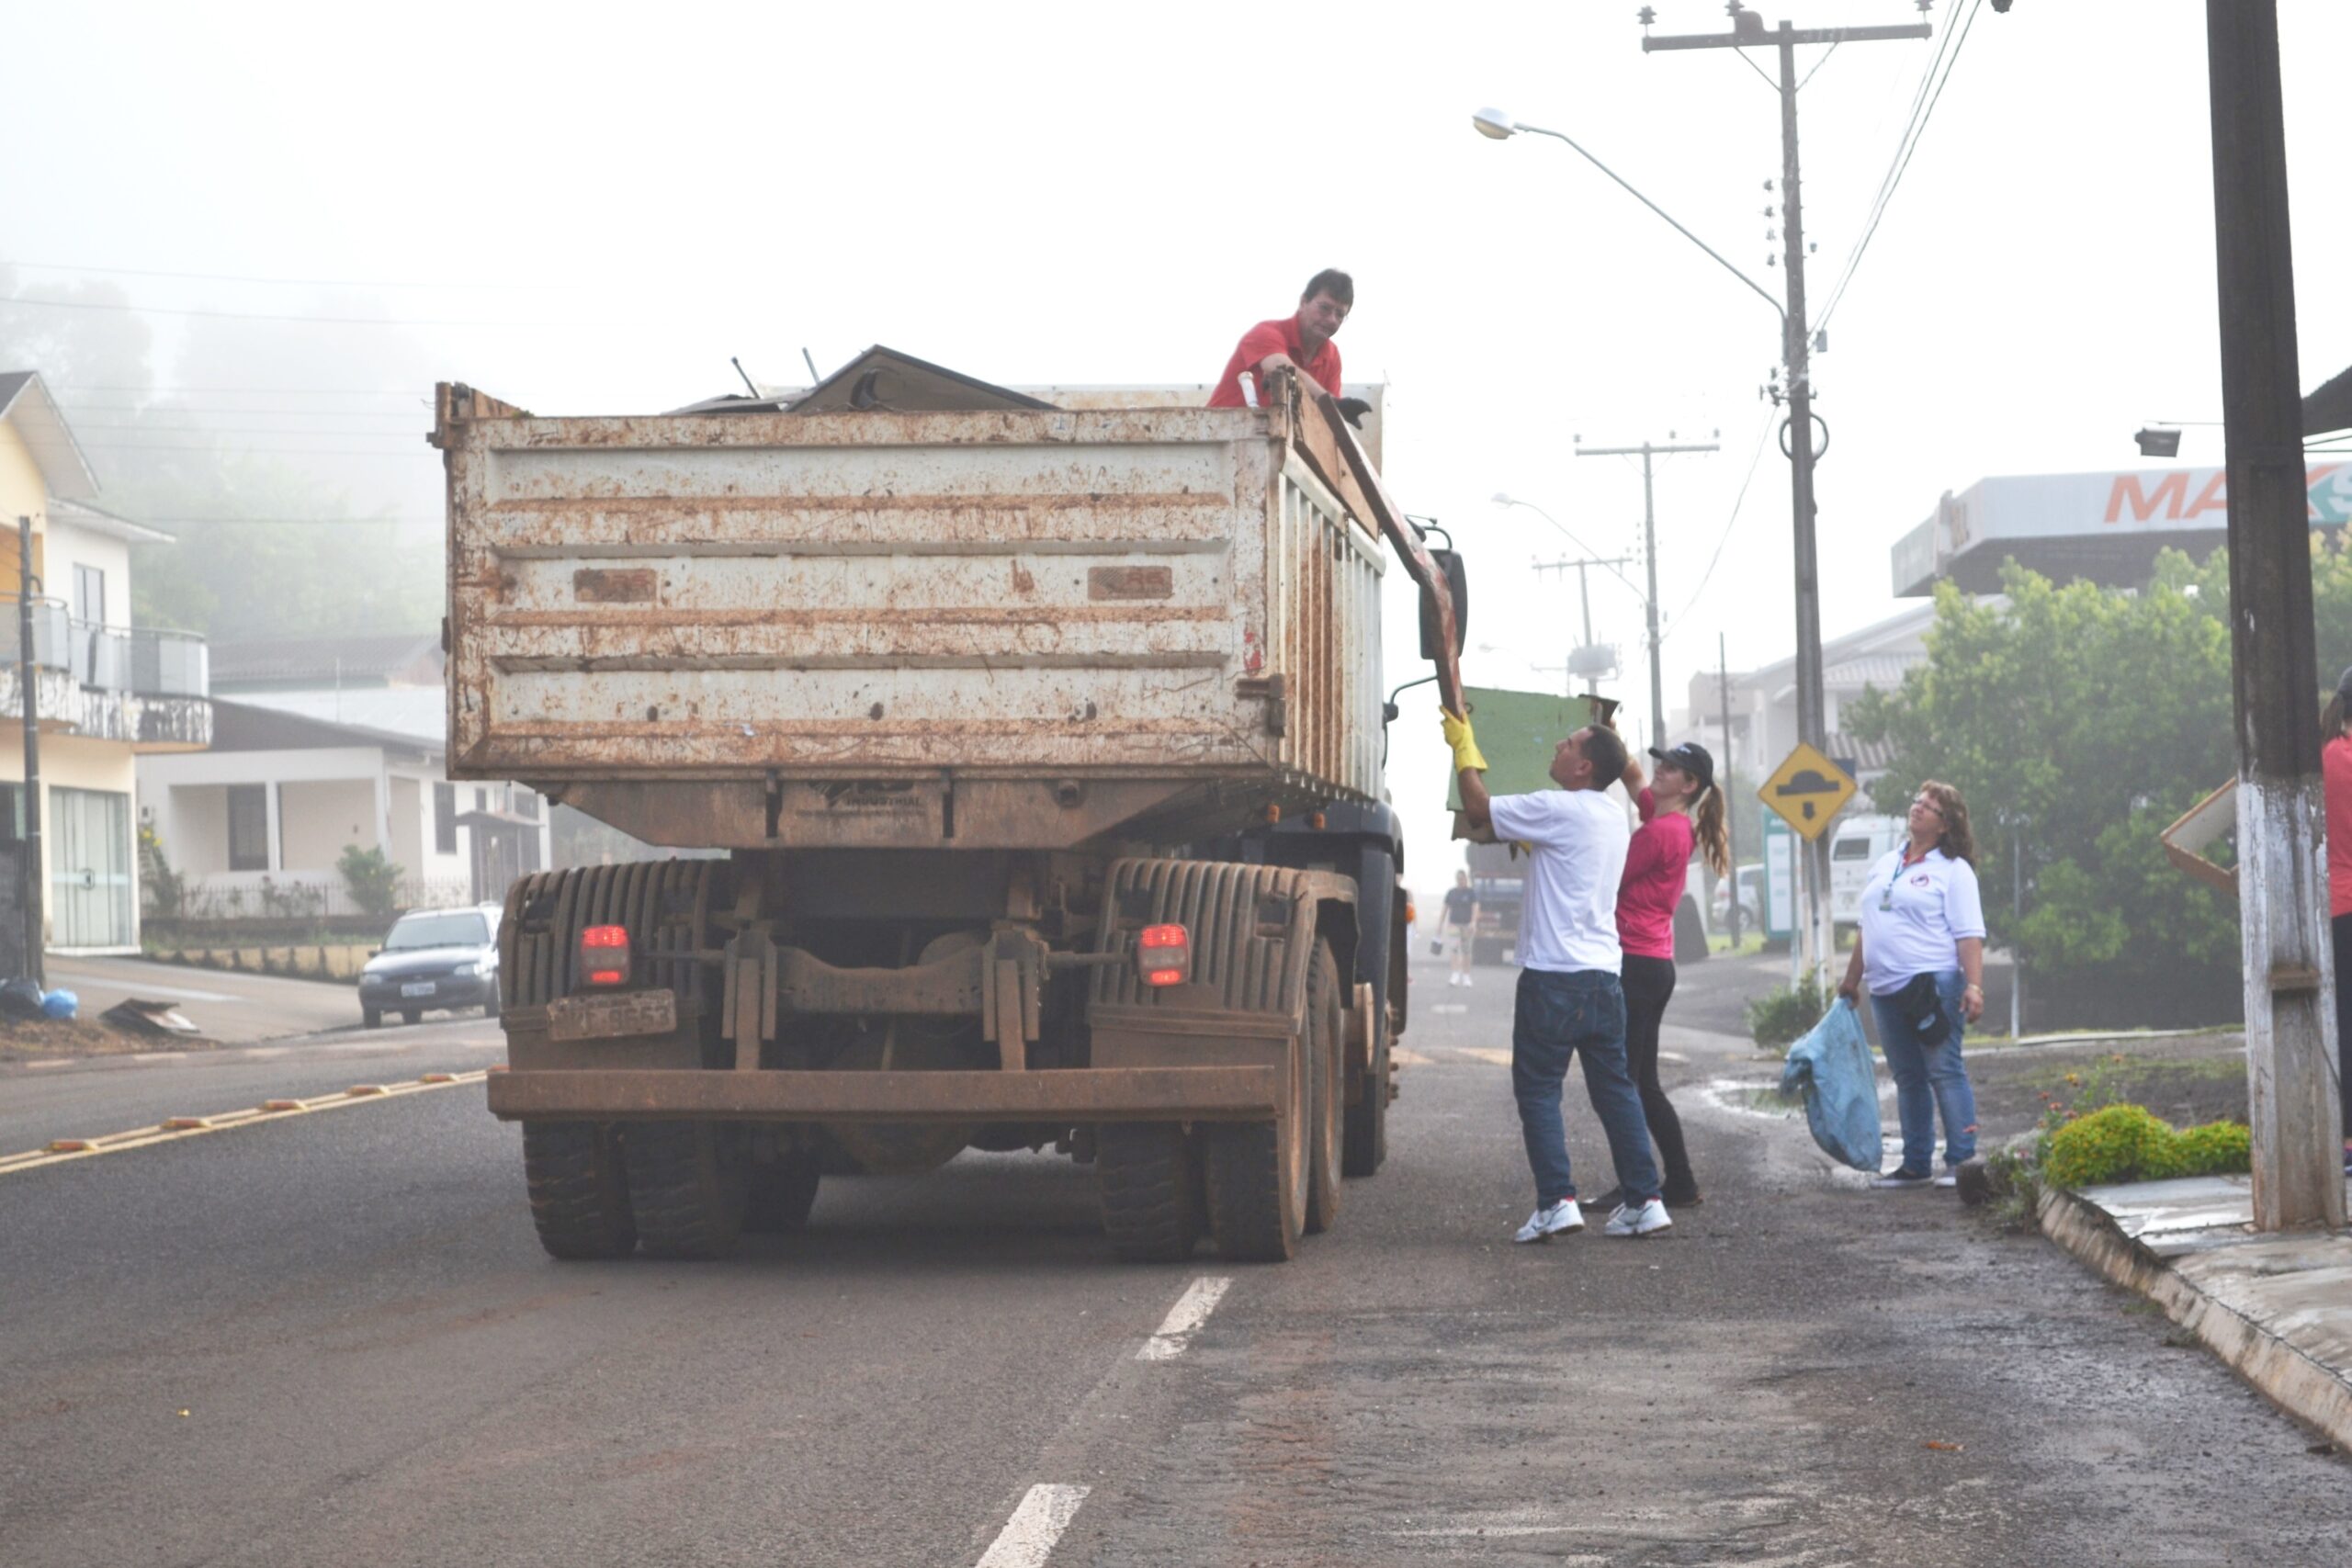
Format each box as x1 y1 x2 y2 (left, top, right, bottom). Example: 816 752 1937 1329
1760 742 1857 840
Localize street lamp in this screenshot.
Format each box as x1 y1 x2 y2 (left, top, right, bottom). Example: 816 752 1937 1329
1473 97 1833 979
1469 107 1784 322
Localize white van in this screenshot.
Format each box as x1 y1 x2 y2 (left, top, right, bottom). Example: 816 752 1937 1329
1829 815 1906 930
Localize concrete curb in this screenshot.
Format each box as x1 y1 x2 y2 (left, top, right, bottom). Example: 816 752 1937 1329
2036 1183 2352 1449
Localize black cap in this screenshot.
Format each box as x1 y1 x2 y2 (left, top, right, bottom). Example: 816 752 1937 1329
1649 740 1714 792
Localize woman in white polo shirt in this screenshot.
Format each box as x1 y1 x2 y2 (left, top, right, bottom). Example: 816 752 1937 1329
1836 780 1986 1190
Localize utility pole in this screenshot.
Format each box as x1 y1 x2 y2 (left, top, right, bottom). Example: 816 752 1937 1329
1641 3 1929 985
1576 436 1716 750
2204 1 2343 1231
1720 633 1739 946
1532 554 1635 692
16 515 42 988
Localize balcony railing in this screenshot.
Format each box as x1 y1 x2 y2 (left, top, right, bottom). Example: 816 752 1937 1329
21 600 209 697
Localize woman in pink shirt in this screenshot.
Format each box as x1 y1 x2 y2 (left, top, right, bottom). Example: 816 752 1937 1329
1589 740 1729 1211
2324 670 2352 1177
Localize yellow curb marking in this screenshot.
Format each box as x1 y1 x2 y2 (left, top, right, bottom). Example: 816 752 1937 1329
1390 1047 1438 1067
1454 1047 1514 1066
0 1071 490 1178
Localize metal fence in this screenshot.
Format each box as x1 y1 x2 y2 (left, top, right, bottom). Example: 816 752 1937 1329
164 871 477 924
24 600 209 697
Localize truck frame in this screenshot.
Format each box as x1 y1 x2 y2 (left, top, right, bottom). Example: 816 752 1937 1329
434 363 1462 1263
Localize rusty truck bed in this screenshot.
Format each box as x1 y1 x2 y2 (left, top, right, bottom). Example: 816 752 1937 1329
435 388 1386 849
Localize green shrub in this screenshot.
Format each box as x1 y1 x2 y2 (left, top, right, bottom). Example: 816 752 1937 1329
2164 1119 2252 1179
1746 975 1834 1054
2043 1102 2250 1189
336 843 403 921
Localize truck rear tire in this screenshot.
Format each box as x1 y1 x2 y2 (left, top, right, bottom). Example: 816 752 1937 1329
1204 976 1312 1264
1304 940 1343 1235
521 1122 637 1259
742 1154 822 1235
1342 1002 1389 1178
1097 1123 1201 1263
624 1122 746 1260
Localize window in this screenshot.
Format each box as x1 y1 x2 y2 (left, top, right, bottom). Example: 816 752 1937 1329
384 910 491 951
511 786 539 821
73 563 105 626
227 784 268 871
433 782 458 854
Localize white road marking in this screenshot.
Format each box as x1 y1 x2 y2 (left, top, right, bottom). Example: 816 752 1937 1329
1429 1003 1469 1014
1657 1050 1689 1063
975 1483 1089 1567
47 973 236 1003
1136 1275 1231 1361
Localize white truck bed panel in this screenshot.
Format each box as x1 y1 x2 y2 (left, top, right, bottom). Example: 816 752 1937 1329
437 396 1385 809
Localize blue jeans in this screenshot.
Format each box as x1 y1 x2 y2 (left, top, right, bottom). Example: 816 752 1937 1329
1510 968 1661 1206
1870 971 1979 1172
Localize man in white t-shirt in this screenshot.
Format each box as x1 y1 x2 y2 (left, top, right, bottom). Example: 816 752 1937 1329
1444 709 1670 1242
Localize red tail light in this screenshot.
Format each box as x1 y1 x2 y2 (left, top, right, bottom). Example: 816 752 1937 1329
1137 923 1191 987
579 924 630 987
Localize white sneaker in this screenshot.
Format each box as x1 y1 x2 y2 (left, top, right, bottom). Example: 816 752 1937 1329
1603 1198 1672 1238
1931 1172 1960 1189
1513 1200 1585 1243
1461 976 1474 988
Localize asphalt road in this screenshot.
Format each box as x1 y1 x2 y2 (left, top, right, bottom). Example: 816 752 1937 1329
4 953 2346 1566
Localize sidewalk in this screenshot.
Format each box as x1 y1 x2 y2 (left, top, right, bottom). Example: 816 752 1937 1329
2038 1173 2352 1448
40 953 361 1044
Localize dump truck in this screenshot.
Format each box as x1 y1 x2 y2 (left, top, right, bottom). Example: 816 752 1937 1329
434 355 1465 1264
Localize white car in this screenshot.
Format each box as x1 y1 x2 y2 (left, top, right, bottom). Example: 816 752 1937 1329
1712 863 1764 932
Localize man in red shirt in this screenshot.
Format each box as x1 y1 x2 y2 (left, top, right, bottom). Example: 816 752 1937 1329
1207 269 1351 408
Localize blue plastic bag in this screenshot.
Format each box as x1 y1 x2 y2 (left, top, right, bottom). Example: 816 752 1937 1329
40 988 78 1020
1779 1000 1883 1171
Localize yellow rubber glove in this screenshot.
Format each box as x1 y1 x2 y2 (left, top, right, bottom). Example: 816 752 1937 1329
1440 709 1487 773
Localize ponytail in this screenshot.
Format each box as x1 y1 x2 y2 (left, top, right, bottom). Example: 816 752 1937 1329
1692 783 1731 879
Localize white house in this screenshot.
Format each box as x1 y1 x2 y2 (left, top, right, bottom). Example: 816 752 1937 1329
138 694 551 920
1678 599 1941 801
0 369 211 955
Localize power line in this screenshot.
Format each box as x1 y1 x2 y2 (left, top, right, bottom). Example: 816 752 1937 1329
1661 413 1776 642
3 258 547 291
51 384 428 396
130 516 441 527
76 442 433 457
62 405 424 418
1816 0 1984 333
67 423 425 437
0 294 597 330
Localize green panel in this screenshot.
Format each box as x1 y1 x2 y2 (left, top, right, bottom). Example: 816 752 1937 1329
1446 686 1604 809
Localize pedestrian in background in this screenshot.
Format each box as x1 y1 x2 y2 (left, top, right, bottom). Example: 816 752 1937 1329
1442 869 1480 987
1837 781 1985 1190
1442 707 1670 1241
2323 669 2352 1176
1585 740 1729 1213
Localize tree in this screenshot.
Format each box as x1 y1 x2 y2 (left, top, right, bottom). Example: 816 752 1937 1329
1846 558 2242 1028
1 270 441 642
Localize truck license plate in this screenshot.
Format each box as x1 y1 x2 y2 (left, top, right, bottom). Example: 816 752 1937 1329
401 982 435 998
546 989 678 1043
